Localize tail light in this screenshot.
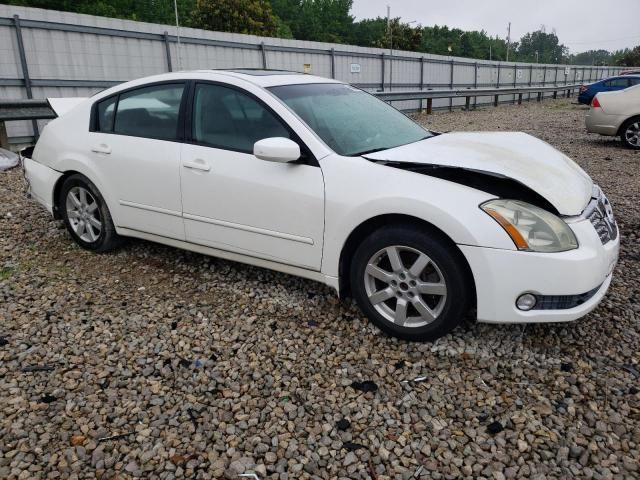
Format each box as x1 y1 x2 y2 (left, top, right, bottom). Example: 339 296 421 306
579 85 587 93
591 96 601 108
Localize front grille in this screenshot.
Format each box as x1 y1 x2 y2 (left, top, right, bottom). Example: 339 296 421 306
532 284 602 310
584 187 617 244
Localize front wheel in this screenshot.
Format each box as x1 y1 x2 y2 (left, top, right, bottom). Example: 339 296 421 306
620 117 640 150
59 174 123 252
350 225 472 341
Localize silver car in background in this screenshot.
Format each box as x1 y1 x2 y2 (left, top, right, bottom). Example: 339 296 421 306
586 84 640 149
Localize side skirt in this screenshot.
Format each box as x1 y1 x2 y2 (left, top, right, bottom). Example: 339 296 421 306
116 226 340 294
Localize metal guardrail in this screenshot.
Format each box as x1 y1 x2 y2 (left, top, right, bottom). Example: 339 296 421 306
0 99 55 122
0 83 581 148
373 83 582 113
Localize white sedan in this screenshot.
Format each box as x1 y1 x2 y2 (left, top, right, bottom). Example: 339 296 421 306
586 84 640 149
23 69 619 341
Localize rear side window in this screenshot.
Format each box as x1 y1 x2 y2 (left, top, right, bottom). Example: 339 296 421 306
629 78 640 86
97 83 185 141
95 96 117 132
604 78 629 88
191 83 290 152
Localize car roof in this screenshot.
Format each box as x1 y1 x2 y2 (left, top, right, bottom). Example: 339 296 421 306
199 69 342 87
90 69 343 101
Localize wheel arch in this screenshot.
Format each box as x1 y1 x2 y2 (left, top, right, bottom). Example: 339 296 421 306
51 165 115 222
52 170 83 219
617 114 640 136
337 213 476 305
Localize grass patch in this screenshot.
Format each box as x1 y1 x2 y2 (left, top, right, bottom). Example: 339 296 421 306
0 266 15 280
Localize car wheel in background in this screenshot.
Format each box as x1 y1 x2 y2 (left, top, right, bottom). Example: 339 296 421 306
350 224 472 341
59 174 123 252
621 117 640 150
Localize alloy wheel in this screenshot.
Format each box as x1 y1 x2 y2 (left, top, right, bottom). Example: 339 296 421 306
363 245 447 328
624 122 640 147
65 186 102 242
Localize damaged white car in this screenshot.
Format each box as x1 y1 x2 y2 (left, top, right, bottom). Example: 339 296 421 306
23 70 619 341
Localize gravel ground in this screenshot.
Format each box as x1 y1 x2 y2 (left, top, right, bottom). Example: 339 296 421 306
1 99 639 480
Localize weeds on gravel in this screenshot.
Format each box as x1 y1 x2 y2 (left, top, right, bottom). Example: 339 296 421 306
0 265 15 280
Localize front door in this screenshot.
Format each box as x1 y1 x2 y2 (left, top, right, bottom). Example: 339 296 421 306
180 82 324 270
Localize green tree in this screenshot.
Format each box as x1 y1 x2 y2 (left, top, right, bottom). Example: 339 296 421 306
190 0 278 36
271 0 353 43
516 28 567 63
5 0 196 25
347 17 387 47
374 18 422 52
614 46 640 67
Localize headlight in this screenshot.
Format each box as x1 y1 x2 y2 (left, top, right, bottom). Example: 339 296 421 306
481 199 578 252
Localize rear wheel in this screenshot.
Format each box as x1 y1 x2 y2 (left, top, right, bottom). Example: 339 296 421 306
621 117 640 150
350 224 472 341
59 174 122 252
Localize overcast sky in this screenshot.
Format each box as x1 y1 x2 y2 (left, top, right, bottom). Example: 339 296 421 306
351 0 640 53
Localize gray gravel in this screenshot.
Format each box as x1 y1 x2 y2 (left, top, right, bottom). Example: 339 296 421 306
1 99 639 479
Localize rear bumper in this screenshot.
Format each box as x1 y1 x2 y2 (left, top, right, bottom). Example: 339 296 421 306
460 218 619 324
22 156 61 214
585 111 623 136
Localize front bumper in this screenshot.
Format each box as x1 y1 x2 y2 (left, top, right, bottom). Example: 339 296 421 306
460 216 619 324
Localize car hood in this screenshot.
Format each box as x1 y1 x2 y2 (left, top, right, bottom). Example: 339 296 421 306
363 131 593 216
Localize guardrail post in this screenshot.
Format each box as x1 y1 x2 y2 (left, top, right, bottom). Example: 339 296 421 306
12 14 39 140
494 94 499 107
380 53 385 91
0 121 8 150
536 92 542 102
473 62 478 109
518 93 523 105
260 42 268 69
512 63 517 104
419 57 425 112
426 98 432 115
163 32 173 72
449 59 454 111
465 96 470 110
330 48 336 79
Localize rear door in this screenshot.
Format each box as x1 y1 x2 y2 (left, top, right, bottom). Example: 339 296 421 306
179 82 325 270
88 82 186 240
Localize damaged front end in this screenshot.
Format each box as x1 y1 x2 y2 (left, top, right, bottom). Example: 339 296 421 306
373 160 560 215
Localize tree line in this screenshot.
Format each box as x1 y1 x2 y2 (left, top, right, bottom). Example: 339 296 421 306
6 0 639 66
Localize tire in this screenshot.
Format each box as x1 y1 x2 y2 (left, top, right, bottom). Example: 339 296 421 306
620 117 640 150
59 174 123 252
350 224 472 341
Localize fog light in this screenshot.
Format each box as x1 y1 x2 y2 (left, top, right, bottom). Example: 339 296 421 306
516 293 537 311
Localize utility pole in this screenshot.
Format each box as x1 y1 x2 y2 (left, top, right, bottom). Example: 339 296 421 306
387 5 392 91
174 0 182 70
506 22 511 62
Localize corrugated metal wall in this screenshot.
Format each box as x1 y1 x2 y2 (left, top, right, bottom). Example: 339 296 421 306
0 4 623 142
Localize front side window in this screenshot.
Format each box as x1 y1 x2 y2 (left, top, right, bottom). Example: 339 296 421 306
112 83 185 140
269 83 430 156
192 83 290 152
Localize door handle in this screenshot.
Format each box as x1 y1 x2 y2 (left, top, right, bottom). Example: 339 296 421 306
91 143 111 154
183 159 210 172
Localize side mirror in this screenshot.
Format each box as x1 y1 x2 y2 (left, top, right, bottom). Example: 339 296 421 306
253 137 300 163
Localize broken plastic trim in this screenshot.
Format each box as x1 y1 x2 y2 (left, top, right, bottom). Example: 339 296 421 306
373 160 560 215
